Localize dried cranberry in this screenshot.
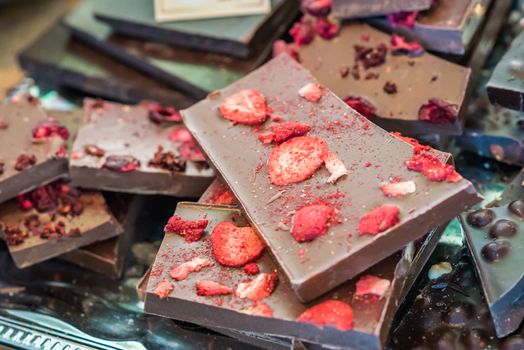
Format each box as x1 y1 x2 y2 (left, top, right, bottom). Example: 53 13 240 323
148 103 182 124
4 225 28 246
354 44 387 69
315 17 339 40
418 98 458 124
383 81 398 94
272 40 300 62
84 144 105 157
390 34 424 57
103 155 141 172
289 18 315 46
302 0 332 17
148 146 186 173
14 154 37 171
178 141 206 162
30 186 59 212
344 97 376 118
387 11 418 29
54 144 67 158
340 66 349 78
351 64 360 80
32 118 69 141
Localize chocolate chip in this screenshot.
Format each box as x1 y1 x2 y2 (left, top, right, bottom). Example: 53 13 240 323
481 240 511 262
14 154 37 171
84 144 105 157
509 199 524 219
489 219 518 238
445 303 473 326
466 209 495 227
103 155 141 172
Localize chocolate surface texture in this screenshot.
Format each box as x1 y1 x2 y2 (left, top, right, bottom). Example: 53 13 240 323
332 0 432 19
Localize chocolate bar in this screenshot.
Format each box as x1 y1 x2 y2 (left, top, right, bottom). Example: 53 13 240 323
144 203 446 349
18 24 194 108
63 0 298 99
198 178 237 206
93 0 298 59
297 22 471 136
0 181 122 268
332 0 432 19
0 98 69 204
182 54 481 301
69 99 214 196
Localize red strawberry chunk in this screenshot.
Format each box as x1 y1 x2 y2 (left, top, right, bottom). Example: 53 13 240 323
236 273 278 301
219 89 269 126
297 300 354 331
355 275 391 300
406 152 462 182
211 221 266 267
244 263 260 275
196 280 233 296
299 83 323 102
268 136 328 186
154 280 174 299
164 215 209 243
380 180 416 197
178 140 206 162
390 34 424 57
207 189 235 205
241 302 274 317
169 127 193 143
272 40 300 62
289 18 316 46
257 132 275 144
170 257 213 281
291 203 335 242
271 122 311 143
358 205 400 235
323 151 347 184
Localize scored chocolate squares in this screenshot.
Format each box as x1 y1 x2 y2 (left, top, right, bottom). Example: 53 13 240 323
0 180 122 268
182 54 481 301
70 99 214 197
144 203 446 349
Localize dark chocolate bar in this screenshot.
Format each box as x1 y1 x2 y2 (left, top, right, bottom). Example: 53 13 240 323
332 0 432 19
182 53 481 301
62 0 298 99
0 98 69 204
70 99 214 196
93 0 298 58
0 181 122 268
18 24 194 108
144 203 445 349
297 22 471 136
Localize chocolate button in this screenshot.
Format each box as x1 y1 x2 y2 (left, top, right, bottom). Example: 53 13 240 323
481 240 511 262
489 219 518 238
466 209 495 227
508 199 524 219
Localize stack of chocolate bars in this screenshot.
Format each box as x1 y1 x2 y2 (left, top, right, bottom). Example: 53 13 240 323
3 0 524 348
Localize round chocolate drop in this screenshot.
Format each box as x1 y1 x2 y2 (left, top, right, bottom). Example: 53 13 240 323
466 209 495 227
481 240 512 262
502 335 524 350
509 200 524 219
489 219 518 238
445 303 473 326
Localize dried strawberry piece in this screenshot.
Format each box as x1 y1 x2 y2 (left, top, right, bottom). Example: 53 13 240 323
323 152 348 184
358 205 400 235
219 89 270 126
390 132 431 152
170 257 213 281
266 122 311 144
14 154 37 171
103 155 140 172
291 203 335 242
241 302 274 317
344 97 376 118
289 18 315 46
244 263 260 275
380 180 416 197
84 144 105 157
154 280 174 299
4 225 28 246
149 145 186 173
418 98 458 124
355 275 391 300
207 189 235 205
148 103 182 124
268 136 328 186
211 221 266 267
32 118 69 141
178 141 206 162
297 300 354 331
164 215 209 243
299 83 323 102
272 40 300 62
196 280 233 296
406 152 462 182
315 17 339 40
169 127 193 143
236 273 278 301
54 144 67 158
387 11 418 29
390 34 424 57
302 0 332 17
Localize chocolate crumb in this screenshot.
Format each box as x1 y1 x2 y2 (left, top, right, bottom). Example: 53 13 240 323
84 144 105 157
148 145 186 173
431 76 438 82
14 154 37 171
383 82 398 94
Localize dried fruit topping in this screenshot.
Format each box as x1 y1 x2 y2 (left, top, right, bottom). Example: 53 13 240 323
219 89 270 126
315 17 339 40
4 225 28 246
259 122 312 145
14 154 37 171
164 215 209 243
149 146 186 173
32 118 69 141
84 144 105 157
289 18 315 46
418 98 458 124
323 152 348 184
178 141 206 162
196 280 233 296
170 257 213 281
103 155 140 172
355 275 391 300
154 280 174 299
236 273 278 301
0 120 8 129
406 151 462 182
272 40 300 62
344 97 376 118
354 44 387 70
148 103 182 124
297 300 354 331
241 302 274 317
387 11 418 29
16 182 84 216
39 221 67 239
390 34 424 57
244 263 260 275
54 144 67 159
358 205 400 235
302 0 332 17
383 81 398 94
211 221 266 267
0 162 4 176
299 83 323 102
291 203 335 242
207 189 235 205
380 180 416 197
268 136 328 186
169 127 193 143
390 132 430 151
340 66 349 78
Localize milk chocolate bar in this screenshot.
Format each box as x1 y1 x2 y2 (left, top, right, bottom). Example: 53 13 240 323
144 203 446 349
332 0 432 19
70 99 214 196
182 54 481 301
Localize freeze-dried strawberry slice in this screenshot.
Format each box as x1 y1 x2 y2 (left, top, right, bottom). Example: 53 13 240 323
390 132 431 153
291 203 335 242
211 222 266 267
380 180 416 197
178 140 206 162
358 205 400 235
272 122 311 144
244 263 260 275
196 280 233 296
169 127 193 143
297 300 354 331
299 83 323 102
323 152 347 184
241 302 274 317
164 215 209 243
207 189 235 205
390 34 424 57
154 280 174 299
219 89 269 126
406 152 462 182
236 273 278 301
170 257 213 281
268 136 328 186
355 275 391 300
